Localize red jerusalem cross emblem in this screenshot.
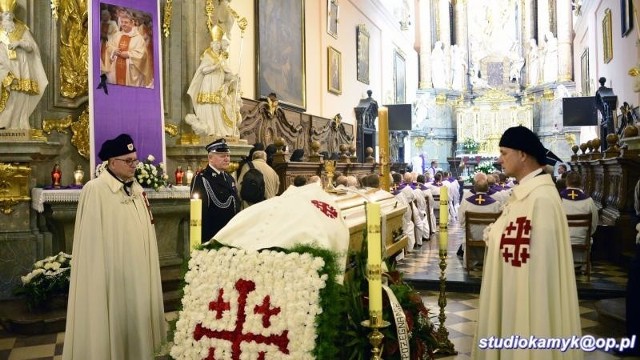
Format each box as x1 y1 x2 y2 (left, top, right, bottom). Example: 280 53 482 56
311 199 338 218
193 279 290 360
499 216 531 267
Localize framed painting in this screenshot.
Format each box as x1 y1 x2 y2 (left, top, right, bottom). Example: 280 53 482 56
256 0 306 110
603 8 613 63
580 48 590 96
394 49 406 104
327 0 338 39
621 0 634 37
356 24 369 84
328 46 342 94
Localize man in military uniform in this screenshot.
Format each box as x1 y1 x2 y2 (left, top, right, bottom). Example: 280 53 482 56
191 138 240 242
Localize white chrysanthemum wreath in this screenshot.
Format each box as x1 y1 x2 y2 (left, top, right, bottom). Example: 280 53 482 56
171 247 328 360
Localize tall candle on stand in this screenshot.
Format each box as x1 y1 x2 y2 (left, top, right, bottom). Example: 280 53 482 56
378 107 391 192
190 194 202 250
366 202 383 325
439 186 449 251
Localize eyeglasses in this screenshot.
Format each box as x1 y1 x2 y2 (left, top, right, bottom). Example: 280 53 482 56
113 158 139 166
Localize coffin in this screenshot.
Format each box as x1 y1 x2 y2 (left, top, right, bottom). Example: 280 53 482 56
330 188 408 259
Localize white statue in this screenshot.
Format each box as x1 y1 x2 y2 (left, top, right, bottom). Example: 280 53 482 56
543 31 558 84
186 25 241 137
508 42 525 86
450 45 467 91
0 6 48 129
431 41 446 88
527 38 539 87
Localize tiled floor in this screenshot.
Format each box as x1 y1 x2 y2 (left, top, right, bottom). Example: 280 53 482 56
0 223 635 359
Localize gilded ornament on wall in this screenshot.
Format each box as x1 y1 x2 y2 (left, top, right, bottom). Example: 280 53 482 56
57 0 89 100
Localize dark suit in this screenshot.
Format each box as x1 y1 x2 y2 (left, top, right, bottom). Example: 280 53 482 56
190 166 240 242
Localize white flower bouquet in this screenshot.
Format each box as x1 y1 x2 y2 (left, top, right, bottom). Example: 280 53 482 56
475 160 498 175
15 252 72 311
461 137 480 152
135 154 169 191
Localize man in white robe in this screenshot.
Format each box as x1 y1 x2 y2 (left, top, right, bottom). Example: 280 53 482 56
473 126 582 360
105 11 151 87
63 134 166 360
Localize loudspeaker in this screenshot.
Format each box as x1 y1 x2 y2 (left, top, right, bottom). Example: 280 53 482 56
384 104 413 131
562 97 598 126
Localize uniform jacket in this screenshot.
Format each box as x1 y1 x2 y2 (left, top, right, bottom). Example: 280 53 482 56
191 166 240 242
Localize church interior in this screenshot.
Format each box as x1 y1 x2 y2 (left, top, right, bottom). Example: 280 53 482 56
0 0 640 358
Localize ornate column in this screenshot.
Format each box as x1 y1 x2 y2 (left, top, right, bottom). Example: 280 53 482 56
556 0 573 81
418 0 433 89
438 0 451 45
537 0 550 40
455 0 468 91
522 0 534 86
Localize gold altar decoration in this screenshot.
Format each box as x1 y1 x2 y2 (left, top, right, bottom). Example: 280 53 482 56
414 136 425 149
323 160 337 193
164 123 179 137
0 162 31 215
205 0 248 37
360 315 390 360
473 89 517 104
543 88 555 101
29 129 46 141
564 132 577 147
42 115 73 134
71 108 90 159
435 93 447 105
163 0 173 37
56 0 88 100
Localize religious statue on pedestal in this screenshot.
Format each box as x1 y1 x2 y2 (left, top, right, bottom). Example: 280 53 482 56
185 0 247 138
0 0 48 130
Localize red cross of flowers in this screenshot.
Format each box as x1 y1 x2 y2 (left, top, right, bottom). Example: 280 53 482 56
193 279 290 360
311 199 338 218
499 216 531 267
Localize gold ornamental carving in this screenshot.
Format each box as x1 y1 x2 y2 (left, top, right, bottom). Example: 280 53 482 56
164 123 179 137
71 108 90 159
42 115 73 134
474 89 516 104
56 0 89 99
163 0 173 37
0 162 31 215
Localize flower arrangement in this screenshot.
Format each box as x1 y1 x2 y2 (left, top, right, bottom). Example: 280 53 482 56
475 160 498 175
342 245 438 360
171 243 345 359
135 154 169 191
15 252 72 311
461 138 480 153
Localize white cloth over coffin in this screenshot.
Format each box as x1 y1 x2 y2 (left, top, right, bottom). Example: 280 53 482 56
214 183 350 280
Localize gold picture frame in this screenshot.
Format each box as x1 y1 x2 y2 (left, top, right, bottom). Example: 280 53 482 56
327 0 338 39
256 0 306 110
328 46 342 95
580 48 590 95
356 24 369 84
603 8 613 63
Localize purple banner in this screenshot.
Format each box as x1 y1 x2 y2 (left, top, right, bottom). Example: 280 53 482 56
90 0 164 172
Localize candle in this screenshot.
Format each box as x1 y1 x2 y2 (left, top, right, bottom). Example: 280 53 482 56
378 107 390 192
439 185 449 227
439 228 449 252
190 194 202 250
366 202 383 324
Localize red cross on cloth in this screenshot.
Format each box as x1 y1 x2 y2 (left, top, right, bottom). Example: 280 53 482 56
311 199 338 218
499 216 531 267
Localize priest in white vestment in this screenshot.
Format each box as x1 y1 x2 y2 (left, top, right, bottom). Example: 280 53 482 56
472 126 582 360
63 134 166 360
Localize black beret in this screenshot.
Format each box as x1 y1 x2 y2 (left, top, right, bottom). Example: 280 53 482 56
205 138 230 153
98 134 136 161
499 126 546 165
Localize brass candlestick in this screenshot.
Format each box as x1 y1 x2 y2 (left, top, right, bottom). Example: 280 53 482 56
361 315 390 360
436 246 457 355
